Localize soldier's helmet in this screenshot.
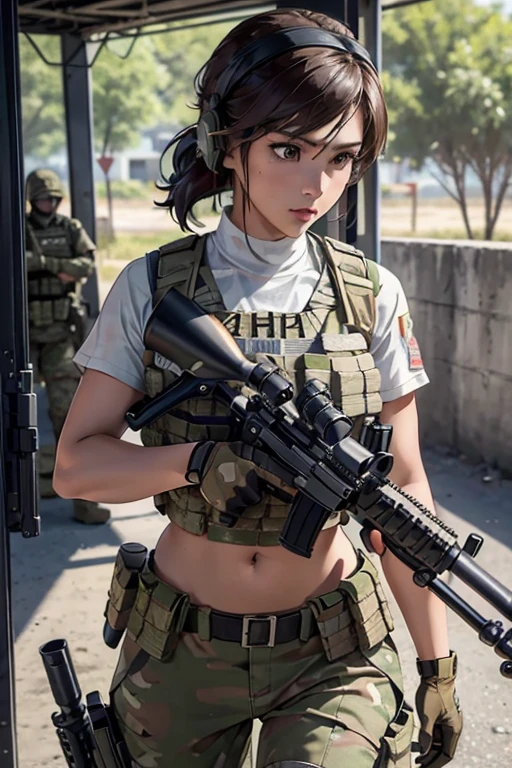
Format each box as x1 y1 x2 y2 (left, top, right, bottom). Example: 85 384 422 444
26 169 65 202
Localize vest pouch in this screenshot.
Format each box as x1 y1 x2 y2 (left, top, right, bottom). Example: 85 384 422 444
294 352 332 395
38 276 67 296
53 297 72 322
307 589 359 662
104 544 148 638
29 300 54 328
379 705 415 767
335 551 394 652
126 563 190 662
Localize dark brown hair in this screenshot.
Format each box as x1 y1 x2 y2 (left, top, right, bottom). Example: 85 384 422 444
158 8 388 230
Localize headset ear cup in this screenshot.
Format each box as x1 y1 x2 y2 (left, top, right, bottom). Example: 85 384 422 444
196 110 224 173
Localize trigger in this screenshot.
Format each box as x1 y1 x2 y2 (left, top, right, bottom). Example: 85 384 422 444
360 526 377 554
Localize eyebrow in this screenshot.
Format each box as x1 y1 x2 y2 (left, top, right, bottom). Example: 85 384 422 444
277 130 362 151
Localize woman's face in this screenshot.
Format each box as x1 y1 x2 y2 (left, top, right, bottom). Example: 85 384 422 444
223 107 364 240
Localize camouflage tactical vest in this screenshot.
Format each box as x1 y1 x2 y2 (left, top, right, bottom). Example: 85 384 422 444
142 232 382 546
26 216 79 327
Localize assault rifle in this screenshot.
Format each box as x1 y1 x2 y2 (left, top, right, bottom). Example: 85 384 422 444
124 287 512 679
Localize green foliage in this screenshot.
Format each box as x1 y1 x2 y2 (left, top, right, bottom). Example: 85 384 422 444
149 21 236 126
383 0 512 166
95 179 152 200
19 35 66 158
382 0 512 238
96 231 183 263
19 34 162 160
92 37 162 153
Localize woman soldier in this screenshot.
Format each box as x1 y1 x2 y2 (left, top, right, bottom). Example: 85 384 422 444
54 8 463 768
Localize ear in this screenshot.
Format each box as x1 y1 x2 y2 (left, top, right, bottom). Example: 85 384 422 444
222 148 236 171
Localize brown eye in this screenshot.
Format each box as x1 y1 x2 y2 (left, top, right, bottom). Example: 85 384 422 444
271 144 301 161
333 152 357 168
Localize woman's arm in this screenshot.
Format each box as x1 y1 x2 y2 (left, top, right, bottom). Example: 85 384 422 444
370 391 450 660
54 369 195 503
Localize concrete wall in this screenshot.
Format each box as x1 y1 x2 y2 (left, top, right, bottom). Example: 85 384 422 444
381 238 512 472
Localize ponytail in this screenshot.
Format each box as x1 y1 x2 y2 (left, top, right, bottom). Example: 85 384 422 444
156 124 231 231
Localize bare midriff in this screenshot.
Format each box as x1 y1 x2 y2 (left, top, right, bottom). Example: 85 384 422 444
153 522 359 614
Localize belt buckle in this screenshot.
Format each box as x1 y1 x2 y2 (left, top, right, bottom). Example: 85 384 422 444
241 615 277 648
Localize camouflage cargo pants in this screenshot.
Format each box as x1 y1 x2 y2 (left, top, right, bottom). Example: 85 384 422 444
109 551 414 768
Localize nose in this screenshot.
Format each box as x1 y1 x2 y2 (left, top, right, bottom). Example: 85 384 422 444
300 168 329 200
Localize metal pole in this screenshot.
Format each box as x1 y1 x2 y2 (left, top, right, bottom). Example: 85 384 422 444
0 1 34 764
356 0 381 262
61 34 100 318
274 0 355 245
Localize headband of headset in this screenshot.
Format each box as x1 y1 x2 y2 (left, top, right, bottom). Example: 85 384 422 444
197 26 375 173
210 26 375 107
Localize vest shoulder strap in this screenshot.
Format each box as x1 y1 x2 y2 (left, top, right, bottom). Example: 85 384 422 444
323 236 380 298
311 234 379 340
146 249 160 294
151 234 207 302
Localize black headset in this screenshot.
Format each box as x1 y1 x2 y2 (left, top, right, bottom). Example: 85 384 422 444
196 26 376 174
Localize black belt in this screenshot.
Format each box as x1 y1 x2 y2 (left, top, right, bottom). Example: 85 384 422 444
183 607 319 648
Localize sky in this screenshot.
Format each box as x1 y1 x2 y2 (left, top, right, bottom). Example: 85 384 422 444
476 0 512 12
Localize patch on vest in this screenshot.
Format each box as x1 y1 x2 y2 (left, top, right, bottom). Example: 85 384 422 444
398 313 424 371
321 333 368 353
234 337 323 356
39 236 68 248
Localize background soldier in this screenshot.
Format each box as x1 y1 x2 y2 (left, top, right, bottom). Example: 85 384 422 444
25 168 109 524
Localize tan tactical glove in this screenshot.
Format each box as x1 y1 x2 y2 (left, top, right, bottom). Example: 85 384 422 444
185 440 295 526
415 651 463 767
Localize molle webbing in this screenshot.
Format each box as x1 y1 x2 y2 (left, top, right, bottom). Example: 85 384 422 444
27 222 76 326
142 233 382 545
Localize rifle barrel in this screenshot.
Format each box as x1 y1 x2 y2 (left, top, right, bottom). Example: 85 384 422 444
452 551 512 620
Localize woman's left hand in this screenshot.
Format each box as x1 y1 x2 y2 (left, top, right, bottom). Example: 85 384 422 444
415 652 463 767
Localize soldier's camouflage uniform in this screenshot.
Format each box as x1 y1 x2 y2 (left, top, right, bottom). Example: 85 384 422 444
104 235 416 766
26 169 109 524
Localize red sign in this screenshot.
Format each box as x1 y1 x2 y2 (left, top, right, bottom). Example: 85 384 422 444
97 156 114 174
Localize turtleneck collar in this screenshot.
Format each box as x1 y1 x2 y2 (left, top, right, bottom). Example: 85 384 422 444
208 207 309 280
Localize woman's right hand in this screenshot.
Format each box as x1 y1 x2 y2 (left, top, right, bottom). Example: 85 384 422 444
186 441 295 524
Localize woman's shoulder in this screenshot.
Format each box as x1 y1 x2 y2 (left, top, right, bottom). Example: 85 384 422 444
373 262 406 303
108 255 152 299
